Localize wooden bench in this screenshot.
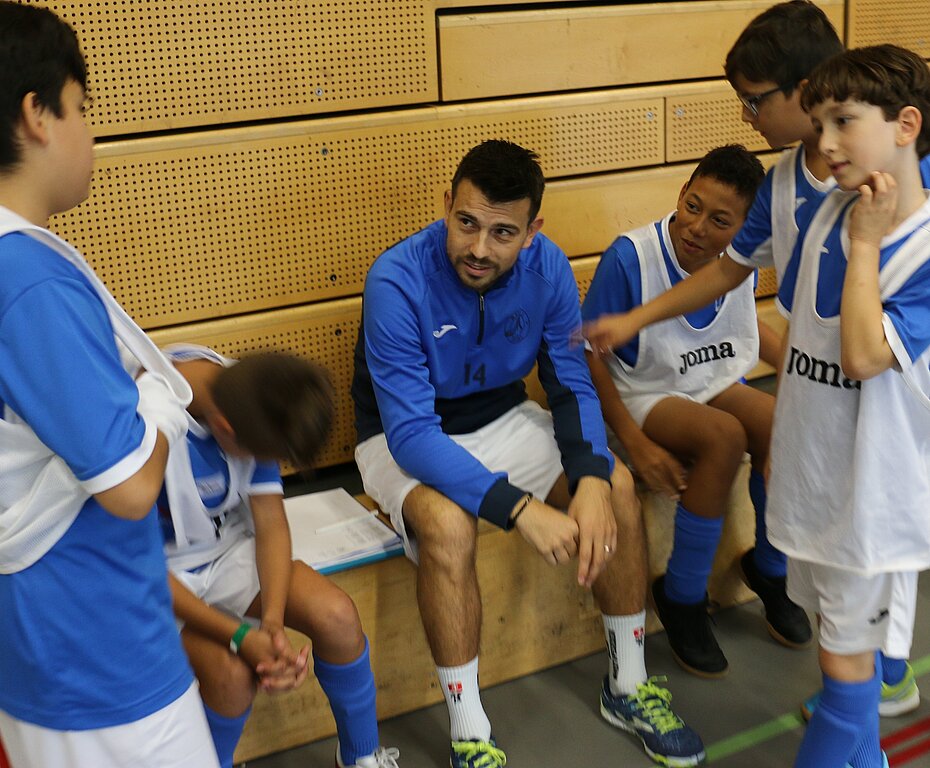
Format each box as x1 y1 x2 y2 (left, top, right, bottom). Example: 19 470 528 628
234 463 761 761
149 291 785 763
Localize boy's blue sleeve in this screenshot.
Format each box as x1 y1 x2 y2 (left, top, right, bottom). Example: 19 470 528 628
728 169 774 270
248 459 284 496
0 277 148 486
884 257 930 364
580 236 641 365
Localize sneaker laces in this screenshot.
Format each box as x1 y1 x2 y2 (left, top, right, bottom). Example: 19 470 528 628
369 746 401 768
339 746 401 768
451 740 507 767
630 677 686 735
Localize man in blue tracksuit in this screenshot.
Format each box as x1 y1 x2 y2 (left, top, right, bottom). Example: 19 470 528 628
352 140 704 768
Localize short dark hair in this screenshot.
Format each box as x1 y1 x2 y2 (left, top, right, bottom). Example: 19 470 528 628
451 140 546 222
801 45 930 159
724 1 843 94
211 352 335 470
687 144 765 214
0 2 87 172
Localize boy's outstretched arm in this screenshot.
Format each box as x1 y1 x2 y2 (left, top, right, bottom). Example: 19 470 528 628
584 256 754 353
841 172 898 380
585 350 686 499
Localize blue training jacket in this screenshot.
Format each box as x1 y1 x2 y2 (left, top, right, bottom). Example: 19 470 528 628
352 219 613 528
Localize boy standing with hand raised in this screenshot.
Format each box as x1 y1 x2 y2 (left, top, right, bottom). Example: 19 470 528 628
774 45 930 768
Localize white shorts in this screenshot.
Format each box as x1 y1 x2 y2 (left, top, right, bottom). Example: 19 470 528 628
0 683 219 768
787 559 918 658
621 391 693 428
172 533 261 629
355 400 564 562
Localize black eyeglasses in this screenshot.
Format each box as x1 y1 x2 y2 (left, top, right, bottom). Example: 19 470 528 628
738 85 784 116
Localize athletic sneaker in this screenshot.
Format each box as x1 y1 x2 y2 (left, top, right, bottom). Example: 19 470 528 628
600 676 706 767
652 575 728 678
738 549 812 648
336 745 401 768
801 663 920 721
450 737 506 767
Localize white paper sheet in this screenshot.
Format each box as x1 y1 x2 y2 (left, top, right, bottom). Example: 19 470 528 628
283 488 403 573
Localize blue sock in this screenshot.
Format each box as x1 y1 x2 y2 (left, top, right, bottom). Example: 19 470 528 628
314 637 379 765
795 669 880 768
880 653 907 686
850 655 884 768
202 702 250 768
664 504 723 605
749 469 786 578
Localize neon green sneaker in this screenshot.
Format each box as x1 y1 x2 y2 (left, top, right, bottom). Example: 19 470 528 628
450 737 506 768
801 662 920 721
878 663 920 717
600 676 706 766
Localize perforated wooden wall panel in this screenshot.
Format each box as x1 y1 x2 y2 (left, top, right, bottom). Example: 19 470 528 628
149 300 362 468
847 0 930 55
438 0 845 101
544 155 777 266
571 256 600 302
756 267 778 299
50 92 663 328
666 83 770 163
30 0 437 136
542 166 697 259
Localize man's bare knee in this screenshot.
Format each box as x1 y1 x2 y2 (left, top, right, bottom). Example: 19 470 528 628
404 486 478 568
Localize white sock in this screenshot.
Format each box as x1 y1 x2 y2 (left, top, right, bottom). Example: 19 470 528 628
436 657 492 742
603 611 648 696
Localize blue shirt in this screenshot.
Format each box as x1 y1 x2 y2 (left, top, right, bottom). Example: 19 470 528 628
157 427 282 547
352 220 613 528
0 233 192 729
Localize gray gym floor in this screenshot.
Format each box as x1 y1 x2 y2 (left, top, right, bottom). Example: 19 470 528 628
252 375 930 767
247 573 930 767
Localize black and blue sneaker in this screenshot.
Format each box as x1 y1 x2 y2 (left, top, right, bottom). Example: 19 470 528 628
600 676 706 766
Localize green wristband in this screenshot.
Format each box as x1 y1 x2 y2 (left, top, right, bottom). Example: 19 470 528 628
229 622 252 655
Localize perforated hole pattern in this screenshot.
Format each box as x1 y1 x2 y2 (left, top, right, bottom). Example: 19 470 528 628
30 0 435 134
848 0 930 54
152 305 361 468
666 94 769 162
52 99 663 328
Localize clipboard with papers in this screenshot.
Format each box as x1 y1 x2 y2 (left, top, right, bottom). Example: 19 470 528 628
283 488 404 575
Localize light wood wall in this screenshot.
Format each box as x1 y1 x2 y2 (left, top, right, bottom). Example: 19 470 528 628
32 0 895 467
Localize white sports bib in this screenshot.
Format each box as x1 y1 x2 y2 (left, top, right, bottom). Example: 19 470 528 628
606 213 759 409
767 192 930 574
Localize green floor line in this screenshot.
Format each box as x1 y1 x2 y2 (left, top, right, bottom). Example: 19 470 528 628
705 712 803 761
704 650 930 763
